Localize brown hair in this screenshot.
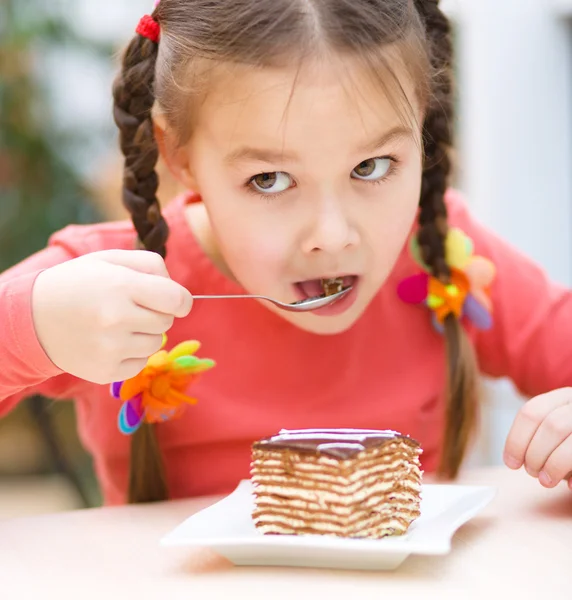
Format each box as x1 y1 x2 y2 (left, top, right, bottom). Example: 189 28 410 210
412 0 479 477
112 0 478 503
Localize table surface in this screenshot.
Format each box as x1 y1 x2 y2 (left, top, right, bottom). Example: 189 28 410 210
0 467 570 600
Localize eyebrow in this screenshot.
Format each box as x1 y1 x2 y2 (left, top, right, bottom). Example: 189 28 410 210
224 125 414 165
224 145 297 165
359 125 414 153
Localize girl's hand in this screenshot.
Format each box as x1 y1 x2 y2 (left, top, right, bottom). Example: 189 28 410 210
504 388 572 490
32 249 193 385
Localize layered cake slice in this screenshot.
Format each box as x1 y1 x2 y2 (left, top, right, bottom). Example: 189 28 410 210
250 428 422 539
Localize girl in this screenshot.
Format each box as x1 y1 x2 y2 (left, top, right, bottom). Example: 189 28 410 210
1 0 571 505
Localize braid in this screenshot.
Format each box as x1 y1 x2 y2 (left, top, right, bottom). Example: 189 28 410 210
112 19 169 503
415 0 452 281
112 30 168 257
414 0 479 479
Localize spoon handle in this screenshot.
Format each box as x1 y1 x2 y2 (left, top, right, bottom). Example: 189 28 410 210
193 294 266 300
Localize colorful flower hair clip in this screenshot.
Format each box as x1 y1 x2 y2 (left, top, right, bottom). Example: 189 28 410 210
397 227 496 333
110 334 215 435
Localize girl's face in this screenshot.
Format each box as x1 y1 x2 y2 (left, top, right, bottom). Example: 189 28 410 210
170 57 424 334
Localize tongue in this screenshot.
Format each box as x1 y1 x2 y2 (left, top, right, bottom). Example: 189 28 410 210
298 279 325 299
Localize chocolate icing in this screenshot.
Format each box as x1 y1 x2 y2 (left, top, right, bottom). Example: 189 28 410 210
253 428 418 459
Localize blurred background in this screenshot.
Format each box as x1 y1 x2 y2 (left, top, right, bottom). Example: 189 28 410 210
0 0 571 517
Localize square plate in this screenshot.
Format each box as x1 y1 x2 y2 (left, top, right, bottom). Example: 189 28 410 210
161 480 496 571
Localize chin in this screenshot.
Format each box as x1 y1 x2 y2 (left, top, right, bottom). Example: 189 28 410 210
296 316 362 335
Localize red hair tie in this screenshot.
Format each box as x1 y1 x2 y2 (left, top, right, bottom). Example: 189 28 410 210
136 14 160 44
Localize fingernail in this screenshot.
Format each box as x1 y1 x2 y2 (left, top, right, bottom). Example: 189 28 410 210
177 290 193 317
525 464 538 478
504 454 521 469
539 471 553 487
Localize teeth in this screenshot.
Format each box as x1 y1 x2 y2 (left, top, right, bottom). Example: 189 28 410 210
321 277 344 296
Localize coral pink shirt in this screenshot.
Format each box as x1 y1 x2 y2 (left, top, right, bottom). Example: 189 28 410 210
1 190 572 505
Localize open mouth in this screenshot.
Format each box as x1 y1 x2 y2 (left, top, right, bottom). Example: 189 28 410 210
294 275 357 300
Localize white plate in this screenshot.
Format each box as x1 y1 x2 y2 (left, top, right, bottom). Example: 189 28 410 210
161 480 496 571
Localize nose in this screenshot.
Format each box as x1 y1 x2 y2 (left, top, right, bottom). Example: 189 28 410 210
301 194 359 255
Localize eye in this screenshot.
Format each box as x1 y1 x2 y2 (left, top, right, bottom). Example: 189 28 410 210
249 172 293 194
351 157 392 181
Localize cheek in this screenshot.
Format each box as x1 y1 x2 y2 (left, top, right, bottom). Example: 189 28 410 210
191 151 294 284
207 201 293 284
365 171 420 273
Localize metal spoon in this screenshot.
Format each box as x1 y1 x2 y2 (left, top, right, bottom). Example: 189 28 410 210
193 286 352 313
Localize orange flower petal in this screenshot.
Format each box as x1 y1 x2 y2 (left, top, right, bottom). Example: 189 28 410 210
428 269 470 322
145 402 184 424
124 337 214 423
142 395 167 416
119 374 148 401
170 373 197 386
166 388 198 406
149 374 173 399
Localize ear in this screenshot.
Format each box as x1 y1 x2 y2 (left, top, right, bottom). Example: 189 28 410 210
153 114 198 190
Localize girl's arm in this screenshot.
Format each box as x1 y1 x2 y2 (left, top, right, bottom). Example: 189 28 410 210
0 231 84 414
448 192 572 490
0 219 190 416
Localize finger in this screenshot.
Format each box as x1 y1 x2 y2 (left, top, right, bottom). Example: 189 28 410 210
95 249 170 278
126 333 166 360
538 434 572 488
127 306 175 335
129 272 193 317
503 389 572 469
524 404 572 477
115 357 150 382
568 476 572 492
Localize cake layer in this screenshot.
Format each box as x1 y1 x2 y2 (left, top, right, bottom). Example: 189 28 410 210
252 488 420 517
253 498 419 531
252 513 419 536
252 447 420 494
254 516 415 537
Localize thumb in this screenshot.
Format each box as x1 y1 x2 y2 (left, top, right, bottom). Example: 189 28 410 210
91 249 170 278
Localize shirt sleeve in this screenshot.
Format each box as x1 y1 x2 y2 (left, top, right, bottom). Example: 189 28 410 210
446 190 572 397
0 227 94 415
